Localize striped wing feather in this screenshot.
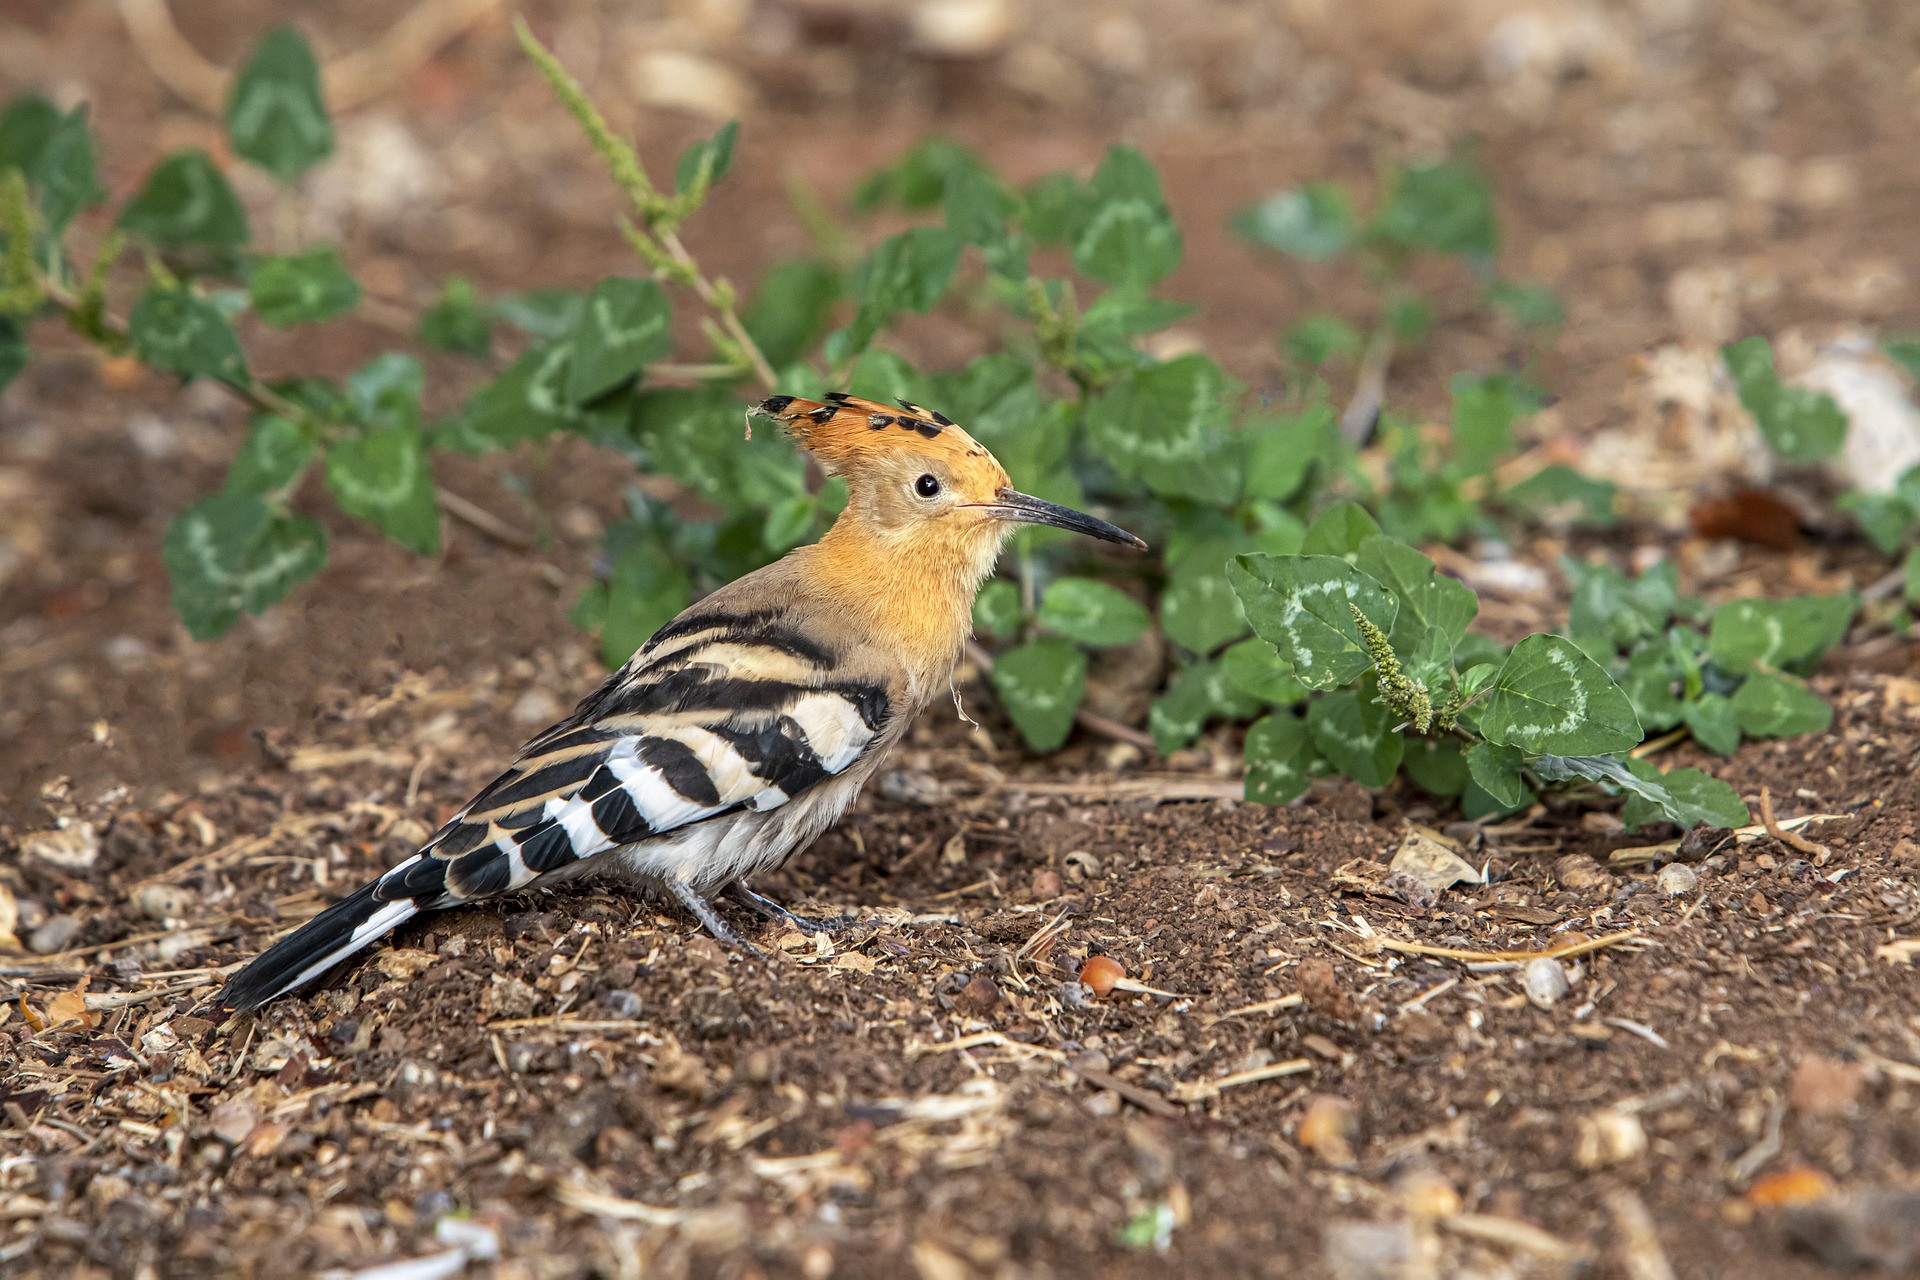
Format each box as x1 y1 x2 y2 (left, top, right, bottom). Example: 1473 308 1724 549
386 609 889 907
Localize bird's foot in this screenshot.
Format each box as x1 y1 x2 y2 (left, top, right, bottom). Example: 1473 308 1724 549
727 883 858 936
666 879 761 953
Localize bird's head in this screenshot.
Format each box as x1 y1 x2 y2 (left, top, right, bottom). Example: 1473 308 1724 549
752 392 1147 558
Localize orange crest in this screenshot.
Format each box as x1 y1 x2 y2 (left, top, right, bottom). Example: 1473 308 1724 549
751 393 992 473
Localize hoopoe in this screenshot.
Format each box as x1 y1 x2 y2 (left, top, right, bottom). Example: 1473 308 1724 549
216 393 1146 1013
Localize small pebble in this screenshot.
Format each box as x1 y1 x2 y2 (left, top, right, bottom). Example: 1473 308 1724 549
1523 956 1570 1010
1554 855 1608 890
27 915 81 955
137 884 191 921
1657 863 1699 896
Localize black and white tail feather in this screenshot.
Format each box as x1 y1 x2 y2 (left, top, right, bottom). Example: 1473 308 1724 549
214 606 891 1015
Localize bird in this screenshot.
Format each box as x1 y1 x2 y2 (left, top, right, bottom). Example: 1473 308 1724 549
214 392 1147 1014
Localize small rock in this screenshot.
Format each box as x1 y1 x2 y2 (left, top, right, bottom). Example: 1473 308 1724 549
1575 1109 1647 1168
630 49 750 120
878 770 946 805
1781 1189 1920 1271
488 974 543 1019
1579 810 1627 835
598 989 642 1020
27 915 81 955
909 0 1011 57
1296 958 1357 1022
1062 850 1103 882
1323 1220 1410 1280
1554 854 1608 889
1523 956 1570 1010
510 689 563 728
208 1098 260 1146
1397 1168 1461 1219
1657 863 1699 897
1028 869 1062 901
1790 1055 1864 1117
953 972 1001 1015
1302 1033 1343 1061
1299 1095 1360 1167
136 885 191 922
1388 831 1483 894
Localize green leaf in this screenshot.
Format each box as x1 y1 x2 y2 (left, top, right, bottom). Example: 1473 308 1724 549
1449 373 1536 474
1149 662 1214 755
1385 295 1432 342
1159 568 1248 655
0 99 58 177
1462 777 1534 821
1505 464 1618 529
225 27 333 182
1722 336 1848 462
1730 670 1832 738
325 421 439 555
1284 314 1362 367
494 288 584 340
1220 637 1307 706
991 636 1087 752
1085 354 1240 502
843 226 962 352
117 150 249 249
1073 145 1181 289
129 285 248 384
1038 577 1150 648
674 119 739 194
1906 546 1920 607
566 277 673 404
1354 535 1477 673
1683 692 1742 755
972 578 1023 640
744 258 840 370
1465 742 1529 809
249 246 359 326
1477 634 1642 755
1564 558 1676 657
1021 172 1089 244
1243 403 1336 502
0 315 25 395
163 490 326 639
1373 158 1497 257
3 101 103 235
1838 490 1917 556
1620 759 1750 830
1485 279 1564 329
347 353 424 425
1307 687 1403 787
1403 737 1470 797
1233 183 1353 260
600 539 693 668
1244 712 1318 805
1300 501 1384 558
1077 288 1196 343
1621 645 1683 732
1707 593 1856 673
224 415 313 494
1879 332 1920 385
1530 753 1678 810
419 277 492 359
1227 553 1397 690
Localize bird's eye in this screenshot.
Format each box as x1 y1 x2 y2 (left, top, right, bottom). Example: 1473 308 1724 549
914 473 941 498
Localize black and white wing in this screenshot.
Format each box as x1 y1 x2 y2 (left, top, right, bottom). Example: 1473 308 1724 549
216 608 891 1012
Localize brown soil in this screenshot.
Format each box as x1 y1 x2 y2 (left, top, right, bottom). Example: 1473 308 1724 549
5 2 1920 1276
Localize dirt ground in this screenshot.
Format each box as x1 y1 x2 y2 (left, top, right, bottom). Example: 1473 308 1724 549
5 1 1920 1276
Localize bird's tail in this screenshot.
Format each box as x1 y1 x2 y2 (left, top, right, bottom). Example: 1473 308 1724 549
214 854 441 1014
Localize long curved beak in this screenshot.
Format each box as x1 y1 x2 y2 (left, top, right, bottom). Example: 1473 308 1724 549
969 488 1148 551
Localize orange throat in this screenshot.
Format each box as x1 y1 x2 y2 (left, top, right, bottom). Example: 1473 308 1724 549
807 516 1005 685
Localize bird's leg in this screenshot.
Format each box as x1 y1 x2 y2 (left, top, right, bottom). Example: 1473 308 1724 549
727 882 856 935
665 879 753 949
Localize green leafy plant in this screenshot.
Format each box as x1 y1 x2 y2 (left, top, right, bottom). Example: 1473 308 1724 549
1227 523 1751 830
1562 557 1855 758
0 29 1850 837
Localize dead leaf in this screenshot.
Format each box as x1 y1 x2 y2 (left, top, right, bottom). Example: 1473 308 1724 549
832 951 878 975
42 989 99 1031
1747 1165 1836 1208
375 949 438 980
1389 832 1484 894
